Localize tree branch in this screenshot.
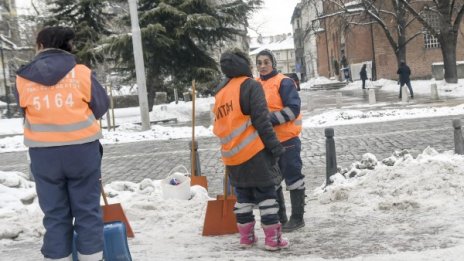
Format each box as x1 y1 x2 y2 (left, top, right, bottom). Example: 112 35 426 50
399 0 440 36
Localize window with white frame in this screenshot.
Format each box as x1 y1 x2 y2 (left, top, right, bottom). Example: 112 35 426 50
423 11 440 49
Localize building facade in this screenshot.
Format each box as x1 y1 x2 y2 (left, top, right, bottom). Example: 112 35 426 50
291 0 321 81
249 33 295 77
295 0 464 81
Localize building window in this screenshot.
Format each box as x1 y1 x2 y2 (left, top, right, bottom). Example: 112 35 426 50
424 11 440 49
275 52 280 59
290 52 293 58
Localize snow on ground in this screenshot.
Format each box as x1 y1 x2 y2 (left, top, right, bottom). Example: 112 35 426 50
2 78 464 153
2 147 464 260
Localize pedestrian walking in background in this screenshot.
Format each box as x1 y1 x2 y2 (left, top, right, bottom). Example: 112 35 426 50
360 64 368 89
397 61 414 99
340 51 352 82
15 26 109 261
212 48 289 250
256 49 306 233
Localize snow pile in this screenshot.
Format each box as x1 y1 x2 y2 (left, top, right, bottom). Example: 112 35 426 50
303 104 464 127
300 77 339 90
316 147 464 211
0 171 43 240
149 97 214 123
3 148 464 259
0 170 210 241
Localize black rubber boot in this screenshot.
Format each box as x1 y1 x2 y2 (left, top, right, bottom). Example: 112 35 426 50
276 186 288 224
282 189 305 232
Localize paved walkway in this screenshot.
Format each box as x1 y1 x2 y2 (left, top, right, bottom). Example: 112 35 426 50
1 85 464 259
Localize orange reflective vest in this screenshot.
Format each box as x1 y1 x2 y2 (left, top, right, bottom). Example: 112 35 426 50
257 73 302 142
16 64 103 147
213 76 265 166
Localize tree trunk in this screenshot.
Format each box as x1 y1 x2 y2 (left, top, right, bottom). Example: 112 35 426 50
146 70 163 112
396 4 407 66
440 32 458 83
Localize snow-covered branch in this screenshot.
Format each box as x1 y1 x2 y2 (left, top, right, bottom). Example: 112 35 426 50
0 35 34 51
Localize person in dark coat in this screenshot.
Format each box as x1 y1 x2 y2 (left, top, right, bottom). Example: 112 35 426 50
15 26 109 261
397 61 414 99
212 48 289 250
360 64 368 89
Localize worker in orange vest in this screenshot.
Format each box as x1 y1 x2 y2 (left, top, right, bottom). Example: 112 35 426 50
15 26 109 261
256 49 305 232
213 48 288 250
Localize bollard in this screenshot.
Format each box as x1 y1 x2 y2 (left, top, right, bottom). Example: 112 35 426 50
174 88 179 104
335 92 342 108
401 86 408 102
325 128 337 185
189 140 202 176
452 119 464 155
368 88 376 104
431 83 439 100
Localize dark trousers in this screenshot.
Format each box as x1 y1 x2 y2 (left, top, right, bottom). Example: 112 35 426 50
30 141 103 259
234 186 279 225
399 80 414 98
362 79 366 89
278 137 304 190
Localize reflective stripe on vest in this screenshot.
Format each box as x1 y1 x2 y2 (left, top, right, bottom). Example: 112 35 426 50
257 73 302 142
213 76 265 166
16 64 102 147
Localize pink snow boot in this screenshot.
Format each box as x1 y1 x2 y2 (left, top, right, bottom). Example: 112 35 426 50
237 221 257 247
262 223 289 251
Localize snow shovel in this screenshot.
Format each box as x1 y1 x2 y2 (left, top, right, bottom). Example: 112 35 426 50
202 168 238 236
100 181 135 238
190 79 208 189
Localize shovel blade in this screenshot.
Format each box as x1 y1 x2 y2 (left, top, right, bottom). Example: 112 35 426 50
101 203 135 238
202 197 238 236
190 176 208 190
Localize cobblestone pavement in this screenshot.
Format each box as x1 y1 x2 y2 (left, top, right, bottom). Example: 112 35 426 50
1 114 462 195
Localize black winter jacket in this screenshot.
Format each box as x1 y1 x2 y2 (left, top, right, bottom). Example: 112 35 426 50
214 52 284 188
360 66 368 80
397 63 411 83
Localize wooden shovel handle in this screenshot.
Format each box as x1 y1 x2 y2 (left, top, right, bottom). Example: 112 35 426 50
223 168 234 198
100 180 109 206
191 80 196 177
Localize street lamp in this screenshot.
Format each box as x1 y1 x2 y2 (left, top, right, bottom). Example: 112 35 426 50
128 0 150 131
0 41 11 118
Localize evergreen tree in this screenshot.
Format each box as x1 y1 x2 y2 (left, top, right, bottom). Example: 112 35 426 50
43 0 114 67
107 0 262 109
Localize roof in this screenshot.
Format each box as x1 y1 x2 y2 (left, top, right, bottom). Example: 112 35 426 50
249 34 294 55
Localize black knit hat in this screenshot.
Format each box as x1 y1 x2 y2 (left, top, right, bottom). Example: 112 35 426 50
256 49 277 69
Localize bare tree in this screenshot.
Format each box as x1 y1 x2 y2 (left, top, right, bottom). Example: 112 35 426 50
323 1 422 66
399 0 464 83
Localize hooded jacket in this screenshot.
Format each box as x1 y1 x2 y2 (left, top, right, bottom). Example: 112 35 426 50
15 49 109 147
214 52 284 187
397 62 411 83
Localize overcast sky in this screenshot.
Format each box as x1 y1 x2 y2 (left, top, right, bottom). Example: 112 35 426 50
248 0 300 37
14 0 301 37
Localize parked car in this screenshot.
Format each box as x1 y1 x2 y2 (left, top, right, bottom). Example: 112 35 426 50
284 73 300 91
